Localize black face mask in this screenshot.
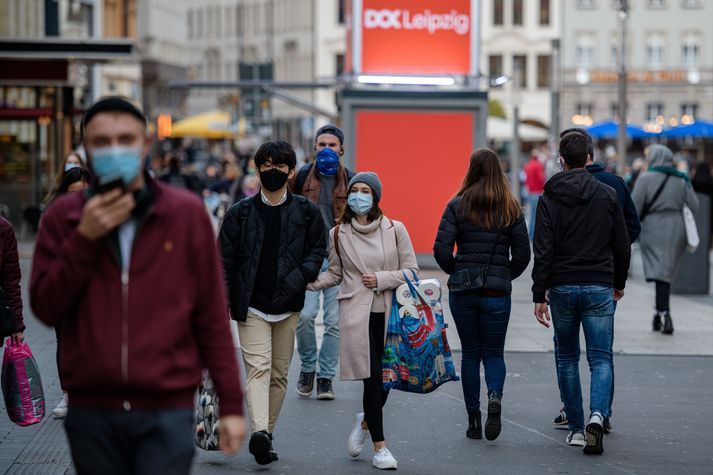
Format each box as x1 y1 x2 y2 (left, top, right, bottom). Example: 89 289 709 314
259 168 289 192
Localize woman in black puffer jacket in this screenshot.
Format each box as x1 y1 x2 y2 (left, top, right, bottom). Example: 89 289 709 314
433 148 530 442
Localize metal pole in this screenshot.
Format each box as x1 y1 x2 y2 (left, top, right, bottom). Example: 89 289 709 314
616 1 629 173
510 64 521 202
550 38 561 156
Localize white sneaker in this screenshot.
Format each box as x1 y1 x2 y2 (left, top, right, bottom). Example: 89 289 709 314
372 447 398 470
566 431 586 446
52 393 68 419
347 412 370 457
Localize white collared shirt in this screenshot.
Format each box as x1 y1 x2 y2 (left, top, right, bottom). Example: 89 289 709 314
260 189 287 206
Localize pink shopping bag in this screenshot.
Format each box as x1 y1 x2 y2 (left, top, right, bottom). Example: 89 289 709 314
2 338 45 426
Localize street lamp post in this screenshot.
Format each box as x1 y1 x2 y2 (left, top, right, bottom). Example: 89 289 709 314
616 0 629 173
510 64 521 202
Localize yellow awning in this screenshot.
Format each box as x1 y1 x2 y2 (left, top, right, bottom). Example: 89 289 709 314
169 111 235 139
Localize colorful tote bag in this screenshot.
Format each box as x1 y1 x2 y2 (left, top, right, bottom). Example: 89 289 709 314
1 338 45 426
195 373 220 450
382 273 458 394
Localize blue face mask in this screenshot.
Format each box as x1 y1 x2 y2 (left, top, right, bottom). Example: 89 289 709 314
348 192 373 216
91 146 143 187
64 163 81 172
315 148 340 176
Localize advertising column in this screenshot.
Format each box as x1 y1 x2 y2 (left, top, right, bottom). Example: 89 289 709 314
342 0 487 257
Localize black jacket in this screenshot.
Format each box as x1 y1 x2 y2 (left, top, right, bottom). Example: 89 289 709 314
219 193 327 321
433 197 531 294
586 162 641 242
531 169 631 303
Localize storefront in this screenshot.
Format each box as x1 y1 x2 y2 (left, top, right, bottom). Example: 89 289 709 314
0 39 134 227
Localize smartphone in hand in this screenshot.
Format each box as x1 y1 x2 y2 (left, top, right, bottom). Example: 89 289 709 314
96 178 125 195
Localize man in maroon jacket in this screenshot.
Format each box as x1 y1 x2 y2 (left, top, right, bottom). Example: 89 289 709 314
30 97 245 474
0 217 25 345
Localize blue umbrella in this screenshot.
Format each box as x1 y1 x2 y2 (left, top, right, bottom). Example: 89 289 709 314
662 120 713 138
585 121 656 139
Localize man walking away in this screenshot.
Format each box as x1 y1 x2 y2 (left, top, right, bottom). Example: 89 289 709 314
289 125 355 400
551 128 641 432
220 140 326 465
30 97 245 475
532 131 631 455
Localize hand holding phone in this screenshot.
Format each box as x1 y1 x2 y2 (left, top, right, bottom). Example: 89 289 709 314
77 187 135 241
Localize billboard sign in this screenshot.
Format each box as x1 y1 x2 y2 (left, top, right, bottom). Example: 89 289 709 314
349 0 477 77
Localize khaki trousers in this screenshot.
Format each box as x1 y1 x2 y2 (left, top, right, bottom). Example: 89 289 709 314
237 311 298 433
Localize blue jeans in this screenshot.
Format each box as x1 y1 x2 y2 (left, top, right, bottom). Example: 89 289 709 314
296 259 340 379
449 291 511 413
554 301 617 420
549 285 614 432
527 193 541 241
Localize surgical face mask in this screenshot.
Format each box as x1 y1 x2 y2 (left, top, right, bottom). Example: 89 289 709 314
348 192 373 216
259 168 289 192
64 162 81 172
91 146 142 187
315 148 340 176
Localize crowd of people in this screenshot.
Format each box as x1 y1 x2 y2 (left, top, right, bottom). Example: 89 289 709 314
0 95 709 473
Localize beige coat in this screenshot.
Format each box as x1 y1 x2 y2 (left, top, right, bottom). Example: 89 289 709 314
307 217 418 380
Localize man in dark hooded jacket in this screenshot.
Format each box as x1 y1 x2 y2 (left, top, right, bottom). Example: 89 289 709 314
532 131 630 456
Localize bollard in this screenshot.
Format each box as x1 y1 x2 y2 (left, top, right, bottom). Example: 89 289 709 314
672 193 711 294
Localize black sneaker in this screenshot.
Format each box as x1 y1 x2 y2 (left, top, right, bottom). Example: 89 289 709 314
316 378 335 400
484 391 502 441
583 413 604 455
603 417 612 434
249 431 273 465
267 433 278 462
296 371 315 398
554 407 568 426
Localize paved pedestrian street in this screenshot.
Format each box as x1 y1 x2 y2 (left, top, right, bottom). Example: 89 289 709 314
1 247 712 474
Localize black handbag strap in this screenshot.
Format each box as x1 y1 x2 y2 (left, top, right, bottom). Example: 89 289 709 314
640 173 671 221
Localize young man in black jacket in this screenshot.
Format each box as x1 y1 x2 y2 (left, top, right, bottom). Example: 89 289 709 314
532 132 631 455
219 140 327 466
550 128 640 432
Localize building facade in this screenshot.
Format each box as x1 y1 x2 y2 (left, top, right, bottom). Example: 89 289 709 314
480 0 561 134
560 0 713 130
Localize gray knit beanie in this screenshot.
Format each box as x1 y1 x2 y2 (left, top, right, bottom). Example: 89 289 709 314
348 172 382 201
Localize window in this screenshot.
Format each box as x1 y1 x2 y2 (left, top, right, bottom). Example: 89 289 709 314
576 0 597 8
610 34 619 67
682 34 700 66
537 55 551 88
576 37 594 67
493 0 504 25
646 34 665 68
338 0 346 24
610 103 619 119
647 0 667 7
196 9 203 38
646 103 664 122
576 103 593 117
682 0 702 7
489 55 503 78
513 55 527 88
187 9 194 40
336 53 345 76
513 0 524 25
236 5 243 35
681 103 698 118
539 0 550 25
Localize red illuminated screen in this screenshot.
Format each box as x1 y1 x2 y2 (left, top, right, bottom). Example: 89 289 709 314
355 110 474 254
360 0 472 75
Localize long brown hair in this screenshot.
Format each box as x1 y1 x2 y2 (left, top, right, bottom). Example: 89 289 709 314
456 148 522 228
